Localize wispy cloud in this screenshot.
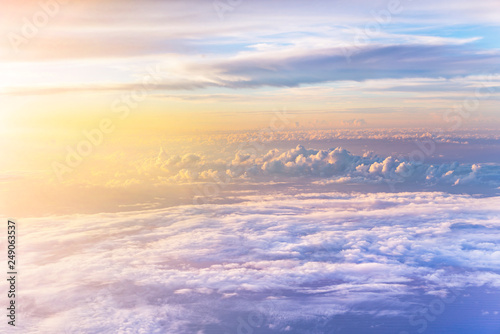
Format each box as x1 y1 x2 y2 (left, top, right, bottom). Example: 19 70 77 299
5 44 500 97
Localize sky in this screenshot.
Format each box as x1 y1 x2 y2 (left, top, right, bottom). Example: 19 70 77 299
1 0 500 216
1 0 500 333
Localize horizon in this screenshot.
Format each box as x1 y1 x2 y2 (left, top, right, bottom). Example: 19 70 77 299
1 1 500 333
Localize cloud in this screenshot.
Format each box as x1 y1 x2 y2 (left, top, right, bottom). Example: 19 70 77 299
11 192 500 333
340 118 366 127
6 45 500 96
194 128 500 144
3 0 500 105
133 143 500 191
207 45 500 89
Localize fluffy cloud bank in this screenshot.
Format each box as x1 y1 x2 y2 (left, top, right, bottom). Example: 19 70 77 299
137 144 500 192
9 192 500 333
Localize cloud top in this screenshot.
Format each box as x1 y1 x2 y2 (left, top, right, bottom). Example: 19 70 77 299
11 192 500 333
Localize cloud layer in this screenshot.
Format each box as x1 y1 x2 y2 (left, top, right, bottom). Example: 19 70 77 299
8 192 500 333
132 143 500 193
3 0 500 99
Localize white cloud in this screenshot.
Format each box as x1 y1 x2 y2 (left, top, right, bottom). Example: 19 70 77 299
138 143 500 190
8 192 500 333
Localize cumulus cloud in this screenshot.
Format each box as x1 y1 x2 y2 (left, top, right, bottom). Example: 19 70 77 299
10 192 500 333
134 144 500 191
